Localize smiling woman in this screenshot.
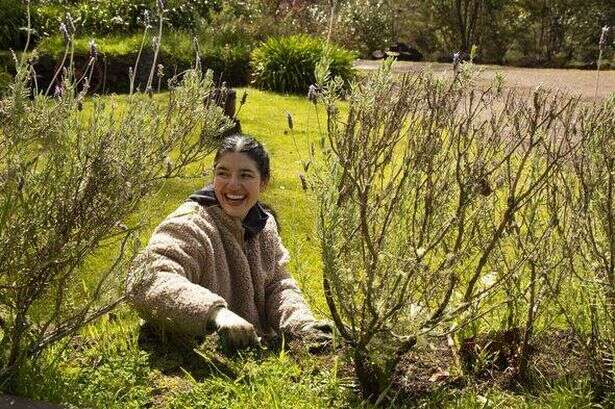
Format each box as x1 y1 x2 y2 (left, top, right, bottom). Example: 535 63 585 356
125 134 333 350
212 138 269 220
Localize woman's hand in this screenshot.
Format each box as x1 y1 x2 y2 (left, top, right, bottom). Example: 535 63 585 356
211 307 261 350
288 320 335 353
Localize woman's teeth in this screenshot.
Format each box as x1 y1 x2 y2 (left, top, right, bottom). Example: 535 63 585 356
226 194 246 201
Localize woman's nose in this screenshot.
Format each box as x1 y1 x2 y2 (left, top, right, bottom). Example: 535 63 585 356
229 174 240 188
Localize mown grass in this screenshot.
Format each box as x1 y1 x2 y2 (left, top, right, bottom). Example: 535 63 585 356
11 88 605 408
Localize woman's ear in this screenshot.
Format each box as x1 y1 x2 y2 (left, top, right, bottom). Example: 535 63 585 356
260 177 269 191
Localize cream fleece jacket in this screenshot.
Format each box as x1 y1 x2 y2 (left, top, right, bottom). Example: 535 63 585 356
126 201 316 337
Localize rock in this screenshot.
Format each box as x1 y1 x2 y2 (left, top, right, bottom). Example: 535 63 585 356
387 42 423 61
372 50 386 60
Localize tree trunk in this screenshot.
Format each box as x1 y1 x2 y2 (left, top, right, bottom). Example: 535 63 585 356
354 349 384 403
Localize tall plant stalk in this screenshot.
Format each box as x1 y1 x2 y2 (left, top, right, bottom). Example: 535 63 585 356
595 26 610 99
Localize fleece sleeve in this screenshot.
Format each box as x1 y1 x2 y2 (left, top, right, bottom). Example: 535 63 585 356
126 204 227 337
264 222 316 333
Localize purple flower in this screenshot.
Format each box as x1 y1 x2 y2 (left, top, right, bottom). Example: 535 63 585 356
307 84 318 104
600 26 610 50
89 40 98 60
453 52 461 72
54 85 63 98
65 13 75 34
59 23 69 45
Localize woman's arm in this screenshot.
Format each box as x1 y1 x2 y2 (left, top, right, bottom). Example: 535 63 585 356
263 219 317 333
126 203 227 337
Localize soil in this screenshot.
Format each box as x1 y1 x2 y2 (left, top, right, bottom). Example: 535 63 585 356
0 395 63 409
390 336 463 401
389 329 586 402
354 60 615 101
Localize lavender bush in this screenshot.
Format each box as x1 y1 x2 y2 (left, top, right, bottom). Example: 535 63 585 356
309 58 610 401
0 6 231 386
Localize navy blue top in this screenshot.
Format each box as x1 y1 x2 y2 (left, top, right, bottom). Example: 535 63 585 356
188 185 269 241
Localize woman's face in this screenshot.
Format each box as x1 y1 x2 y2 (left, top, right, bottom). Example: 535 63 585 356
213 152 266 220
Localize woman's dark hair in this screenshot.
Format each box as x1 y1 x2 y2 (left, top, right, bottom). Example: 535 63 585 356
213 134 270 182
213 134 280 231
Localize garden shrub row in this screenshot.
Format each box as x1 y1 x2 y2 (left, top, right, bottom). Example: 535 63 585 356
0 0 27 50
34 0 220 38
32 32 251 93
27 33 355 95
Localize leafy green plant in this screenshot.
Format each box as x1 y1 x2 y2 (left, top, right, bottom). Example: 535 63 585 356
33 0 220 37
0 68 11 95
0 0 27 49
251 34 356 94
334 0 394 57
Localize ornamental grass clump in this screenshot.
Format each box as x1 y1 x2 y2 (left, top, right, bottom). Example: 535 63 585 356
0 5 231 387
310 58 597 402
251 34 356 94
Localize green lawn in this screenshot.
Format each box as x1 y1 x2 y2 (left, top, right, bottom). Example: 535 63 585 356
11 88 604 409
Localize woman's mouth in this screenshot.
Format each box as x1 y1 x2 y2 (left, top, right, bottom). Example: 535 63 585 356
224 193 246 205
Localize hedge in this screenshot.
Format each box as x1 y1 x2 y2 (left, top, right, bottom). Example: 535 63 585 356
31 33 250 93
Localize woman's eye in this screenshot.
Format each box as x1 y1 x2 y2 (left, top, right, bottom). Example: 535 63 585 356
216 171 229 177
241 173 254 179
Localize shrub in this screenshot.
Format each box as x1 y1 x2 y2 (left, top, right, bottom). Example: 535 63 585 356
251 35 356 94
33 32 250 93
201 43 251 86
33 0 220 37
552 95 615 397
334 0 394 58
0 28 232 386
0 0 27 49
310 59 596 401
0 68 11 95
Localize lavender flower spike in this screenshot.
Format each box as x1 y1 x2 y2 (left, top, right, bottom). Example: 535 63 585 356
65 13 75 34
307 84 318 104
157 0 165 10
286 111 294 130
89 40 98 60
599 26 610 50
142 10 151 28
59 23 69 45
453 52 461 72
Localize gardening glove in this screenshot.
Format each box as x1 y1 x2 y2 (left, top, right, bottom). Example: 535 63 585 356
210 307 261 350
295 319 335 353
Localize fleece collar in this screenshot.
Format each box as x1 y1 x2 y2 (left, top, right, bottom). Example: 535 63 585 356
188 185 269 240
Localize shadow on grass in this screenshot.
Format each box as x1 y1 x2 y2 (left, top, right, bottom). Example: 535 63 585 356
137 322 240 381
136 322 312 382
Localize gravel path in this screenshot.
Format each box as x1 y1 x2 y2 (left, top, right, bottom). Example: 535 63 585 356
354 60 615 101
0 395 63 409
